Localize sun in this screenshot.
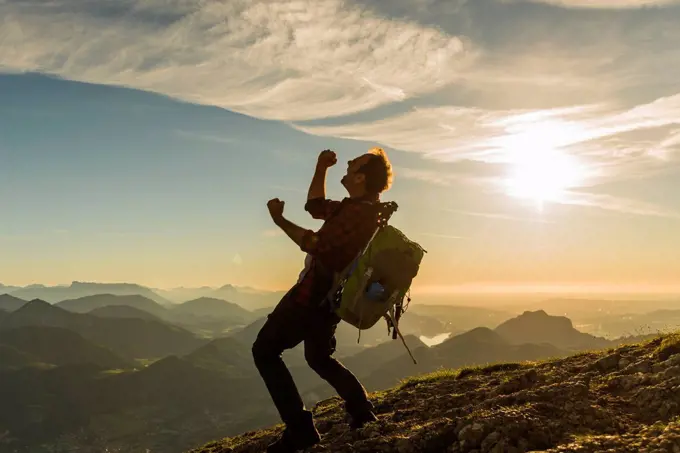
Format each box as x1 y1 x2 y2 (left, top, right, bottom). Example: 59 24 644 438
505 149 584 208
499 120 589 210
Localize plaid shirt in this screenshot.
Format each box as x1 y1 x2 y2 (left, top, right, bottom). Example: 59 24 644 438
291 196 379 307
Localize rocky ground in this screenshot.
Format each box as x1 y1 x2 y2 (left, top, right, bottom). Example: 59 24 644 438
190 333 680 453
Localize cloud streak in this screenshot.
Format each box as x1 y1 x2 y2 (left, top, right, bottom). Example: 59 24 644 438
419 233 464 240
0 0 473 121
509 0 680 8
442 209 555 224
563 192 680 219
175 130 238 145
298 94 680 217
262 229 284 238
298 94 680 186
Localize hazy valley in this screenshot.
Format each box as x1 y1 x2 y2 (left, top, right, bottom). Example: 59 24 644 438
1 282 678 452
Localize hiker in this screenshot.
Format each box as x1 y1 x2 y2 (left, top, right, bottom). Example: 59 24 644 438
252 147 393 453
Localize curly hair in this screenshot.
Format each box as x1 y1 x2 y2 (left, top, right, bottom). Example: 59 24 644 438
359 147 393 194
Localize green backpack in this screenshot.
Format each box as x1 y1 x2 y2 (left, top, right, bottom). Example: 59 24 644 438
325 201 426 363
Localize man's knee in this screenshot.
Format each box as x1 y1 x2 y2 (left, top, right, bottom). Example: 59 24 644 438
304 347 335 374
252 337 276 367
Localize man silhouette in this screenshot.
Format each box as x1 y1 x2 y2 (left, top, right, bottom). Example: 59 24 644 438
253 147 393 453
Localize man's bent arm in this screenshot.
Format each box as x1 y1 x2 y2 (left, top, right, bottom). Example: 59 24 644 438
307 165 327 201
273 215 309 249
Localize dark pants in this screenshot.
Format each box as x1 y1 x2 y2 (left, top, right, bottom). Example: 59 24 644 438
252 288 373 428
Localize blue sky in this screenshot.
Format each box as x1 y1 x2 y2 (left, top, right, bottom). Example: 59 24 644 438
1 0 680 293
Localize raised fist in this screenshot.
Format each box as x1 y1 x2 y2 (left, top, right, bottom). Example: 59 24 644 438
267 198 285 220
317 149 337 169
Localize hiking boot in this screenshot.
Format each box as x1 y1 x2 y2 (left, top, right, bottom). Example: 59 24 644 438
267 416 321 453
266 428 320 453
348 410 378 430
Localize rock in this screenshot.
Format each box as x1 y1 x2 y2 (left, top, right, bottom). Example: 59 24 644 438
517 438 530 451
633 359 653 373
489 441 508 453
395 437 412 453
459 423 486 449
481 431 501 451
595 353 621 372
664 366 680 379
363 425 380 438
665 354 680 368
316 420 333 434
619 357 631 369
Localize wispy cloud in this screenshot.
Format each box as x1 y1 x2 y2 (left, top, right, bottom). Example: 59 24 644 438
3 0 679 223
299 94 680 187
397 167 459 187
562 192 680 219
268 185 306 194
0 0 473 121
262 229 283 238
508 0 680 8
175 130 238 145
442 209 554 224
297 95 680 218
419 233 464 240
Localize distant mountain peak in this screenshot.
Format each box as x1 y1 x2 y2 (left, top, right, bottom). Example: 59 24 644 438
173 297 254 320
2 299 74 329
88 305 163 322
0 294 27 312
501 310 574 330
495 310 608 350
24 299 54 308
70 281 148 290
56 293 168 318
190 297 233 303
13 299 67 316
456 326 504 342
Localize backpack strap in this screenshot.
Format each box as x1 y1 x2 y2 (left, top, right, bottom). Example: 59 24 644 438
321 201 399 311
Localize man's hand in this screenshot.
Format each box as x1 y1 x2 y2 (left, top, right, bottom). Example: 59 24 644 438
267 198 309 248
316 149 337 170
267 198 285 222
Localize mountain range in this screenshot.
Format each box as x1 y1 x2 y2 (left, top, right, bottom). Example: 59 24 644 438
0 326 131 370
0 294 27 312
1 281 285 310
0 299 207 360
154 284 286 309
0 285 670 453
7 282 170 305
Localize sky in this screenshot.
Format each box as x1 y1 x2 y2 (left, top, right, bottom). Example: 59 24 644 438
1 0 680 294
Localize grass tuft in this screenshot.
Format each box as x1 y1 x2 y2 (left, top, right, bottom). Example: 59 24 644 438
398 361 537 389
656 333 680 361
398 368 459 389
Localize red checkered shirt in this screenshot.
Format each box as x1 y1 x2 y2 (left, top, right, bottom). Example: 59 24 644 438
291 196 379 307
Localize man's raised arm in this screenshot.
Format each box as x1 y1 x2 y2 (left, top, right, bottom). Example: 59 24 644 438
307 149 336 201
305 150 341 220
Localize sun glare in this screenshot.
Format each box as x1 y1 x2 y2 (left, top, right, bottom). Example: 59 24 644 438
499 119 589 210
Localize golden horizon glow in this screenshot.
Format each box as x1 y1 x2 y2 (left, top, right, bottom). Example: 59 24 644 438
412 283 680 295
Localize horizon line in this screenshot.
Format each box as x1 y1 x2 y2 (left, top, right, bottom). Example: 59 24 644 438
3 280 680 296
